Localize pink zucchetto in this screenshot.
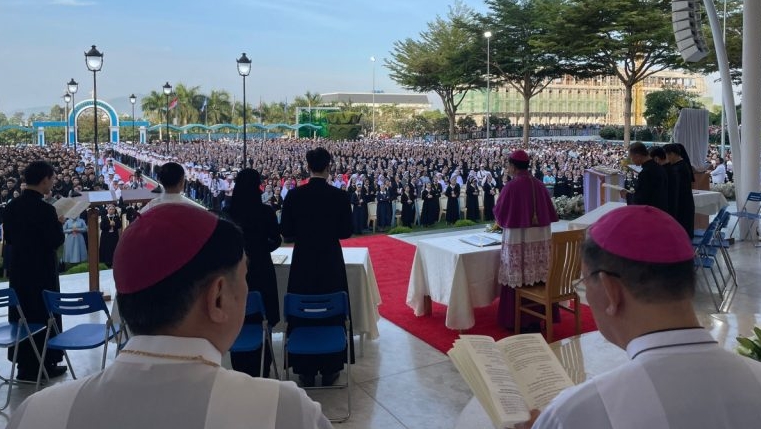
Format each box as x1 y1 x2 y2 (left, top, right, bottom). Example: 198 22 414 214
508 150 530 163
588 205 694 263
113 203 218 294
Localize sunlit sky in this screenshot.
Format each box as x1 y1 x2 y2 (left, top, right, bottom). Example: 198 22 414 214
0 0 721 116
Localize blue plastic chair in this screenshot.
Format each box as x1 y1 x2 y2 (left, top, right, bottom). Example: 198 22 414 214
229 291 278 379
283 292 351 422
0 288 48 409
729 191 761 240
37 291 121 390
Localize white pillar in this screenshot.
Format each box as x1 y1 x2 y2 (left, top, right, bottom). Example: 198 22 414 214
739 1 761 240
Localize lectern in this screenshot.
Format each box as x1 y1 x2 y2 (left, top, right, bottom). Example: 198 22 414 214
72 189 156 299
583 168 625 213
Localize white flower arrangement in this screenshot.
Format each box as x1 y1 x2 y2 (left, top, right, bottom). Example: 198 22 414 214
710 182 735 201
552 194 585 220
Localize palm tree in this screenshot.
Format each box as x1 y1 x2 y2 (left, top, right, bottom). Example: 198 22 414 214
141 90 165 125
172 83 204 126
205 90 232 125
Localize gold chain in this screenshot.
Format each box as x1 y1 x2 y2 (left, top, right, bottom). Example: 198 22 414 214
120 349 220 367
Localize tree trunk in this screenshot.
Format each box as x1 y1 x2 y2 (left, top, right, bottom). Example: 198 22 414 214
447 110 456 140
623 84 633 145
522 91 531 147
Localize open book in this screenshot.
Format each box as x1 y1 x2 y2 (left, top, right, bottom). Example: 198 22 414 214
601 183 632 194
459 234 502 247
448 334 574 429
53 197 90 219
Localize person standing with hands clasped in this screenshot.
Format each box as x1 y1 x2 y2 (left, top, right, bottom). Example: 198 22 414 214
226 168 282 378
3 160 68 381
517 205 761 429
280 147 354 388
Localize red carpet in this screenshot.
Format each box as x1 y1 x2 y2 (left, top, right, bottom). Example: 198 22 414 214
113 163 156 190
340 235 598 354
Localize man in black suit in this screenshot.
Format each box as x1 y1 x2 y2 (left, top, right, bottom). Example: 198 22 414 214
3 161 67 381
626 142 668 212
280 147 353 387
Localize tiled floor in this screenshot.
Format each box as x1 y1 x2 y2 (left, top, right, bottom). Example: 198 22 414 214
0 220 757 428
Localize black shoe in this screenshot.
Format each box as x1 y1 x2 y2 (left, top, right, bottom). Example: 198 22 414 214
523 322 542 333
298 374 316 387
321 372 339 386
15 371 40 383
45 365 68 378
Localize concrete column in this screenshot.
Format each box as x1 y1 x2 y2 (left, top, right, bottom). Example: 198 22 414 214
739 1 761 240
139 126 146 143
37 127 45 146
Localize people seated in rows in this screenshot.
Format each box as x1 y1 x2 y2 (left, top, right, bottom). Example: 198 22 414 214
8 203 332 429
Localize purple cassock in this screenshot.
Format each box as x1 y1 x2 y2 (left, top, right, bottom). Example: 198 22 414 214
492 166 559 330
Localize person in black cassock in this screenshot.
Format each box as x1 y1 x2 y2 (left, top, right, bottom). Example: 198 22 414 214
3 161 67 381
226 168 282 377
625 142 668 212
280 147 354 388
664 143 696 238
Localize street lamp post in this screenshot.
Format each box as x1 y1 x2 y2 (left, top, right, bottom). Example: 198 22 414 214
129 94 137 143
67 78 78 151
63 93 71 149
484 31 492 144
237 53 252 168
163 82 172 153
84 45 103 162
370 56 376 137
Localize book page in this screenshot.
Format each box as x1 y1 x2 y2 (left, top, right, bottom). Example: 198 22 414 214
53 197 89 219
448 335 529 428
497 334 574 410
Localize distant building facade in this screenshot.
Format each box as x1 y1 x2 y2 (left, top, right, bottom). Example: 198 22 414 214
456 69 709 126
319 92 431 114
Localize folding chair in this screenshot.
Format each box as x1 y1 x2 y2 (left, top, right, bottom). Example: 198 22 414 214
729 191 761 240
229 291 278 379
694 206 727 238
0 289 48 409
693 222 724 312
283 292 352 423
37 291 121 390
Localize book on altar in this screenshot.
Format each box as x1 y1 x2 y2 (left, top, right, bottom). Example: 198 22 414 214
459 234 502 247
448 334 574 429
53 197 90 220
601 183 632 193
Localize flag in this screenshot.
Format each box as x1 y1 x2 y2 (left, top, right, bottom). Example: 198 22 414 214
169 96 179 110
200 97 207 113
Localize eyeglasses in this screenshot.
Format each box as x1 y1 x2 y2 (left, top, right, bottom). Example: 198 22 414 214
571 269 621 293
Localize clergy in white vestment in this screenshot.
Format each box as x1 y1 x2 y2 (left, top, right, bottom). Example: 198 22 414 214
518 205 761 429
8 203 332 429
139 162 194 213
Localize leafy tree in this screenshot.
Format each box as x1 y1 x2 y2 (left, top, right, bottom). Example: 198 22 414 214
471 0 581 145
539 0 683 144
386 2 483 138
173 83 203 126
140 90 167 125
644 88 702 139
457 115 476 132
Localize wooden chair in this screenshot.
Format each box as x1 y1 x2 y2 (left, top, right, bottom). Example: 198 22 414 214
367 202 378 233
514 229 585 342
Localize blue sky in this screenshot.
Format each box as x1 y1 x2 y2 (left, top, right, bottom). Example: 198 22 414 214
0 0 490 114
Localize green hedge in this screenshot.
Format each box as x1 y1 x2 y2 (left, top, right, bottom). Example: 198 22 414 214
65 262 109 274
387 226 413 235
